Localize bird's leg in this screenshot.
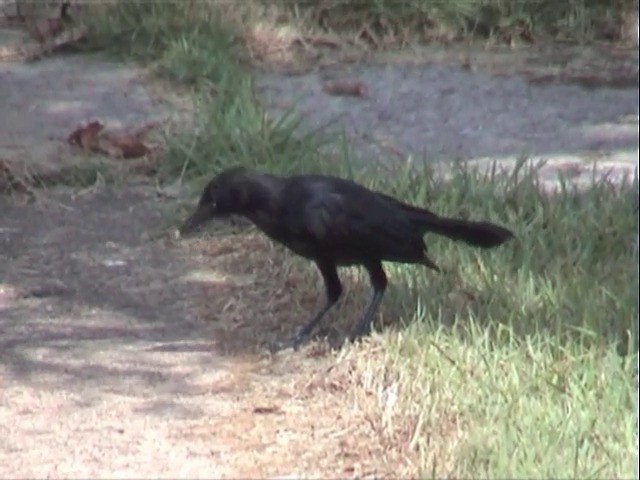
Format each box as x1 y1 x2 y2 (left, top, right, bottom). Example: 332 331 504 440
270 261 342 352
348 261 388 341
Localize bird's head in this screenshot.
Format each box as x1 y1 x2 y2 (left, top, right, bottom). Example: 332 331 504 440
177 166 257 237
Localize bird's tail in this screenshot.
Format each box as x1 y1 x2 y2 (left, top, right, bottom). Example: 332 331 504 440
377 193 513 248
417 215 514 248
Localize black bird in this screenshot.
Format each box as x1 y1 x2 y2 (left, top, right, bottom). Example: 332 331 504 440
178 166 514 350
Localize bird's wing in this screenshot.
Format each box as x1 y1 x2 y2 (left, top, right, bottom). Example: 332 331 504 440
302 192 349 240
301 190 418 249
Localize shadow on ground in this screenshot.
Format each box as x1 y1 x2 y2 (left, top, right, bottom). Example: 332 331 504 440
0 185 239 418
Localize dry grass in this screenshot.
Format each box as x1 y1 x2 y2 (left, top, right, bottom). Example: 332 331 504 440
172 231 432 478
182 231 324 353
169 346 419 478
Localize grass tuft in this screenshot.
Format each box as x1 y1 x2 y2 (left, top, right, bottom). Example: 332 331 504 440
82 1 244 86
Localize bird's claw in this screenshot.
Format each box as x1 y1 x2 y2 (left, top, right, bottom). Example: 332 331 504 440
268 325 354 354
267 338 291 354
267 332 309 354
326 328 348 350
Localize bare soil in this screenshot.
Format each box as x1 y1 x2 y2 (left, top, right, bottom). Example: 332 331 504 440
1 34 638 477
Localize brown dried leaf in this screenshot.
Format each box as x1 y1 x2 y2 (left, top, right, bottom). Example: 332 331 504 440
100 132 149 159
67 120 104 153
253 406 283 415
20 279 70 299
98 120 161 159
322 81 368 97
67 121 154 160
307 35 341 50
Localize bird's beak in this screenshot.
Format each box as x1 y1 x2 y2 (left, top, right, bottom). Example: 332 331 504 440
177 204 215 237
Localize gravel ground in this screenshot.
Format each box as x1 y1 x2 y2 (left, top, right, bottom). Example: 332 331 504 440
256 53 638 188
258 63 638 161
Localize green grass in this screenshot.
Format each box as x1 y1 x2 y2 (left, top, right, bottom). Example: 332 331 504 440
82 1 638 477
352 323 636 478
347 162 637 478
274 0 626 44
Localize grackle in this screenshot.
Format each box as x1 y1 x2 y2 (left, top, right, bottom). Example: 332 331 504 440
178 166 514 351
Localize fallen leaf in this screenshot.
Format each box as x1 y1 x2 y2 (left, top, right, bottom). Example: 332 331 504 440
307 35 341 49
21 280 70 299
67 120 156 160
322 81 368 97
100 132 149 159
67 120 104 152
253 406 283 415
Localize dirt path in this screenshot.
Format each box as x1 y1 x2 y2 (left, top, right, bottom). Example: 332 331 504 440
1 187 235 477
1 41 638 477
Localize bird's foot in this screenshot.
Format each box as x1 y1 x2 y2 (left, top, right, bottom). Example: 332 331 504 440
347 315 376 342
267 338 299 354
267 328 311 354
325 328 349 350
